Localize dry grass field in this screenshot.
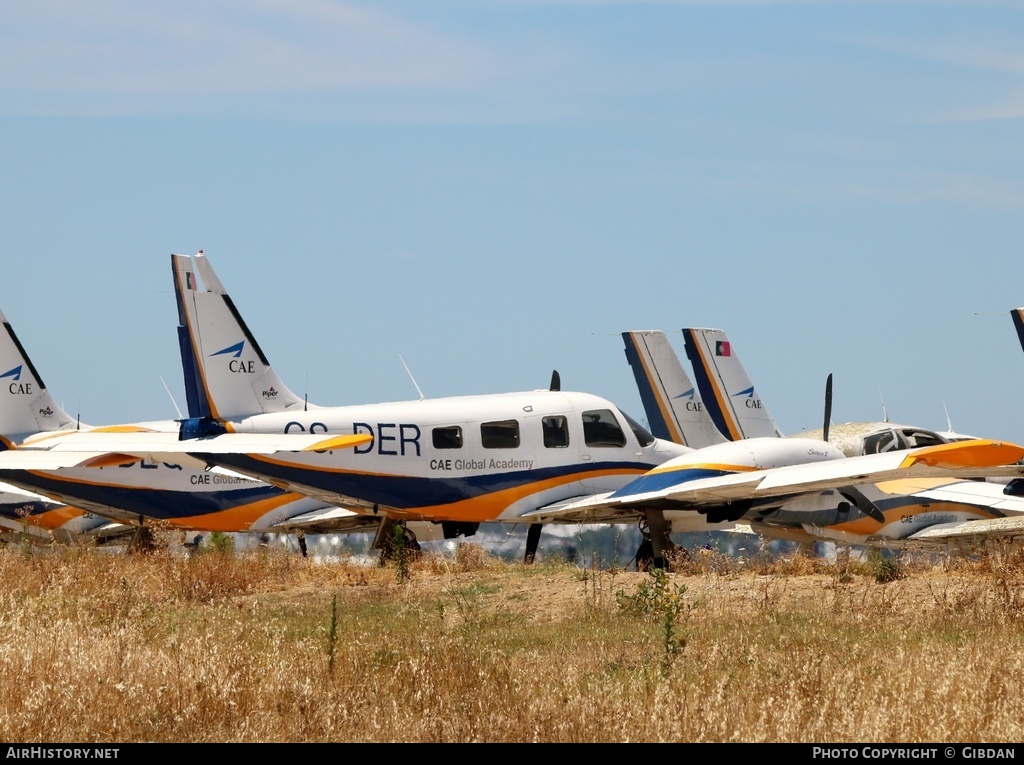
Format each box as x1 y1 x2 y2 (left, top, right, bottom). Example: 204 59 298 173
1 534 1023 743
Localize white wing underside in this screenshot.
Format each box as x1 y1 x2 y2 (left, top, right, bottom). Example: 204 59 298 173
1 431 370 470
526 442 1024 524
904 516 1024 544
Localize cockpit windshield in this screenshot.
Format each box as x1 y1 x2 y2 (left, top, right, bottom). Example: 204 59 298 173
861 429 907 454
899 428 949 448
861 427 949 455
620 410 655 447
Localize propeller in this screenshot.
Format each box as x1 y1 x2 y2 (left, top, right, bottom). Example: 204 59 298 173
550 370 560 392
839 487 886 524
823 373 833 443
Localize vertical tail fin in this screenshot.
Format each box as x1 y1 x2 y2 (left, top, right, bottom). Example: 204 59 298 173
682 327 783 439
0 309 77 441
172 254 209 419
1012 308 1024 354
621 330 726 448
171 251 307 421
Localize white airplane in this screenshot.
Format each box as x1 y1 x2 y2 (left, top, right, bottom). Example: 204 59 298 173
877 305 1024 549
0 306 371 549
167 250 712 563
110 255 1024 557
618 327 1024 551
5 256 1024 566
0 309 136 544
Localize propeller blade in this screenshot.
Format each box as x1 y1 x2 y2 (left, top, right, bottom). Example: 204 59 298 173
840 487 885 524
823 373 833 443
550 370 561 392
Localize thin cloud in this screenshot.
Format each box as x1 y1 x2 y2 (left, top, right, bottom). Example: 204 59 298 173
855 34 1024 123
0 0 600 120
0 1 490 96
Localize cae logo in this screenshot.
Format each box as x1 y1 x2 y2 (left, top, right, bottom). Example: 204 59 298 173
210 341 255 374
1 366 31 395
675 387 705 412
733 386 763 410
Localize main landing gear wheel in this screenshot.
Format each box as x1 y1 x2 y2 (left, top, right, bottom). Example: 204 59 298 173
634 515 685 571
634 521 655 572
377 520 422 566
127 526 158 554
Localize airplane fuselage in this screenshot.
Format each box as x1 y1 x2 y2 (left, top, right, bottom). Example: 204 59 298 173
188 390 690 523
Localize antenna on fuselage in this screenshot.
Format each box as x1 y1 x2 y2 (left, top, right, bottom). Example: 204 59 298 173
943 400 954 434
550 370 560 391
399 355 425 401
823 374 833 443
160 376 184 420
879 388 889 423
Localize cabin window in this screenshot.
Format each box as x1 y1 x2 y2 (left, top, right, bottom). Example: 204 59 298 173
582 409 627 448
542 415 570 448
432 426 463 449
481 420 520 449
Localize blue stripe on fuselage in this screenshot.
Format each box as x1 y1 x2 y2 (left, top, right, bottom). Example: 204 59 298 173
4 470 283 521
0 498 56 521
191 454 658 510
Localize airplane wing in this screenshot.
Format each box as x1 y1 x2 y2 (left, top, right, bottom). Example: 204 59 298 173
6 432 1024 535
0 431 373 470
903 516 1024 545
522 439 1024 524
845 515 1024 552
869 476 1024 512
268 505 386 534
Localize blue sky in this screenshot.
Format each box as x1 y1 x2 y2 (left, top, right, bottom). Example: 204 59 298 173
2 1 1022 443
